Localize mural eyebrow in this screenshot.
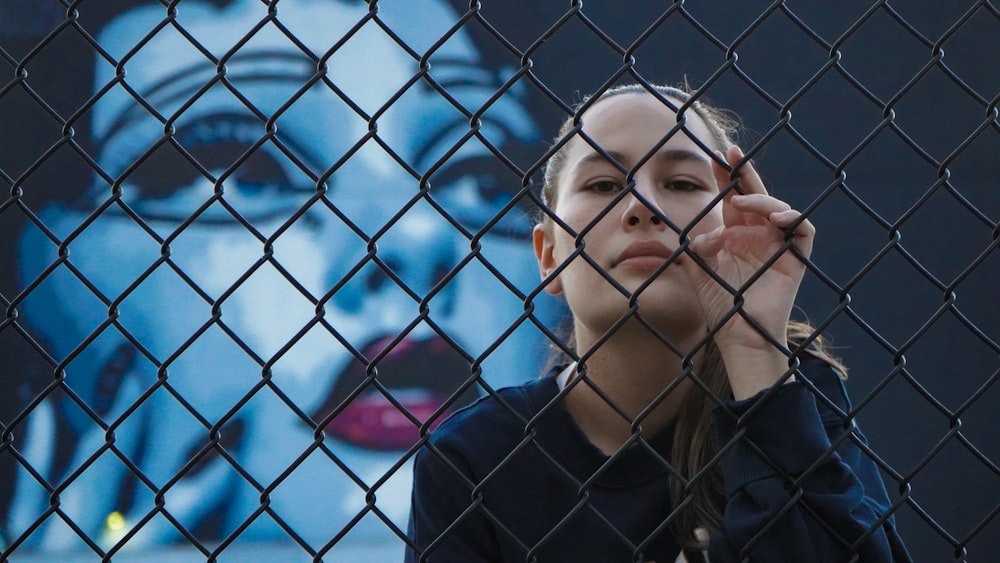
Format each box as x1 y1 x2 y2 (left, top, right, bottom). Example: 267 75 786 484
425 56 504 90
97 51 314 146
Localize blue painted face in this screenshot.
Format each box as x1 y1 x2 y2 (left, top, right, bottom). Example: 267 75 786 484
13 0 552 552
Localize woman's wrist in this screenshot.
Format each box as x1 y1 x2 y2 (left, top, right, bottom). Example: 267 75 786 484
717 345 795 401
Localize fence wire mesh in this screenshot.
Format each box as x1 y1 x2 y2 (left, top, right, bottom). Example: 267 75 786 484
1 0 997 562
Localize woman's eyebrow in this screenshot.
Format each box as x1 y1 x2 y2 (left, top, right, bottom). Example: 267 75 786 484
574 149 628 170
574 147 711 172
655 148 712 165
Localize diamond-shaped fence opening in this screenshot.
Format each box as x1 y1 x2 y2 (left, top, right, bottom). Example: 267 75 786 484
1 1 997 562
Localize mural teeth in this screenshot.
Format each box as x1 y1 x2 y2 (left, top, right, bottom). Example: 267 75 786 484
324 388 446 451
180 114 261 146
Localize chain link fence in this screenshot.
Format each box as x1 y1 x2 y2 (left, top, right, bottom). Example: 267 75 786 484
1 1 997 561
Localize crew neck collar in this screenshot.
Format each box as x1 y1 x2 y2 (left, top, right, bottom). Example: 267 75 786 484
526 365 676 489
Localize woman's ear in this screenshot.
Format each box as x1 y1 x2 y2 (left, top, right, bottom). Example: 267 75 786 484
532 223 563 295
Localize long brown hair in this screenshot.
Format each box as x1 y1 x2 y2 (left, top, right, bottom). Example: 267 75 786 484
538 83 848 552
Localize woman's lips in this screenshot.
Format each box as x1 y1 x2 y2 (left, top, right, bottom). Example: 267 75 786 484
614 240 678 270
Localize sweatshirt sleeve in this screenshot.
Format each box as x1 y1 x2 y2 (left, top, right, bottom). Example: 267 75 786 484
404 435 502 563
708 357 913 562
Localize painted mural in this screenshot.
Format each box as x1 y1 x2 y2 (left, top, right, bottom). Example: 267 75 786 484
2 1 555 558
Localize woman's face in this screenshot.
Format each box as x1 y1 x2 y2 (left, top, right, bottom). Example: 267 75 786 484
534 93 725 344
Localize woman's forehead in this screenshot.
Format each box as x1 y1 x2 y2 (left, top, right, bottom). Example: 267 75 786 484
567 93 718 163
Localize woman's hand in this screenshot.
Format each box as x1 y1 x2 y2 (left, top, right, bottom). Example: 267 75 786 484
683 146 815 399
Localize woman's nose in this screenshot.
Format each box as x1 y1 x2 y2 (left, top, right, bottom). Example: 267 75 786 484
620 181 667 231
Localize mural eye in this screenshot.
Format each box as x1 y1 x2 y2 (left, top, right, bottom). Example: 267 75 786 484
126 142 206 202
117 129 312 223
231 150 288 196
431 157 531 238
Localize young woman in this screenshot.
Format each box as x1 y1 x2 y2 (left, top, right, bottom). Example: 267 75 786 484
405 84 912 562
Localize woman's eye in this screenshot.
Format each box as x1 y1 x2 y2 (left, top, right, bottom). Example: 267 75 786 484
666 180 700 192
587 181 621 193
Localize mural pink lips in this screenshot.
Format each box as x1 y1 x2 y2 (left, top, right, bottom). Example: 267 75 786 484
323 389 448 451
317 335 478 451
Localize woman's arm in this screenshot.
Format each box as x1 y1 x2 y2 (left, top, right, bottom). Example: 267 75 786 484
684 147 911 560
709 356 912 562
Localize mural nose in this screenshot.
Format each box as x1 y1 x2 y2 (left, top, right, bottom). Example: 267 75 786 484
332 205 459 315
371 209 457 293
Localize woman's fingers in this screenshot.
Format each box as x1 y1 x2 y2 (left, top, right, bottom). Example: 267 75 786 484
688 225 725 260
715 146 770 228
729 193 789 230
768 208 816 257
713 146 765 197
705 150 817 260
692 194 816 260
728 145 768 196
729 193 791 215
713 150 742 228
728 193 814 252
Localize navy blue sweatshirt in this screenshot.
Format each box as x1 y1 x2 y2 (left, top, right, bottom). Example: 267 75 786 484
405 356 912 562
